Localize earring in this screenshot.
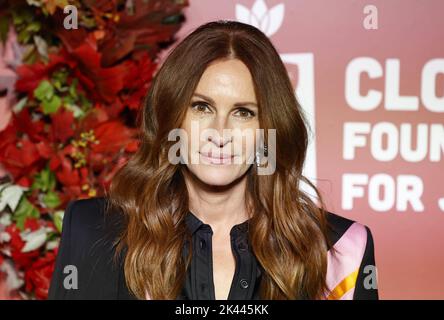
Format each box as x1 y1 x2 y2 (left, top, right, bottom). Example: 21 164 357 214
255 144 268 167
255 151 261 167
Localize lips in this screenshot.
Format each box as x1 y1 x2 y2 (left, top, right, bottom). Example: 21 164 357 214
199 151 233 159
199 151 236 164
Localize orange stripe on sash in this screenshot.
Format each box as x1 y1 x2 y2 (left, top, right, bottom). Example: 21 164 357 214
327 268 359 300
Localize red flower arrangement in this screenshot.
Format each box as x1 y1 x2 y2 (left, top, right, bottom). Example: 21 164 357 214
0 0 188 299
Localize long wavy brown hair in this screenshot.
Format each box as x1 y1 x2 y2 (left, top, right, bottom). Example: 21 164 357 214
106 20 333 300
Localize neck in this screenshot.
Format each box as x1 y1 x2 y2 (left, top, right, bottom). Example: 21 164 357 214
182 168 251 235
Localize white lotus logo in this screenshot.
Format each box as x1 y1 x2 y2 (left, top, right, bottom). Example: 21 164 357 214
235 0 285 36
234 1 318 197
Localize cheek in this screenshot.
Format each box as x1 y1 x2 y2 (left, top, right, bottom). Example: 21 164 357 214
180 110 193 131
236 122 261 159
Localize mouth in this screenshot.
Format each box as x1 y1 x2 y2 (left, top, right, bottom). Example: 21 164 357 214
199 151 236 165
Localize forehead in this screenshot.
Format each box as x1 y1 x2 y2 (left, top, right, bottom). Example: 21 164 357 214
194 59 257 103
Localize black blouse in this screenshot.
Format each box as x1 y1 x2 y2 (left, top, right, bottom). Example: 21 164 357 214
180 211 261 299
48 197 378 300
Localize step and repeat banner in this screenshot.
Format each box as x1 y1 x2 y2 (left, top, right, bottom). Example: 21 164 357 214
160 0 443 299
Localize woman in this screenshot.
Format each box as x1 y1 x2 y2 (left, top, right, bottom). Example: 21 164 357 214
48 20 378 300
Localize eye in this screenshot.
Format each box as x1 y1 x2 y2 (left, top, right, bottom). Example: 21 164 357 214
233 108 256 119
191 101 212 114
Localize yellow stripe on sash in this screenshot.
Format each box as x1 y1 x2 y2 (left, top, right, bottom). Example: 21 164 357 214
327 268 360 300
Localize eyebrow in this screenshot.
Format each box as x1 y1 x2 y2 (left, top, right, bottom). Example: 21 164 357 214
192 92 258 108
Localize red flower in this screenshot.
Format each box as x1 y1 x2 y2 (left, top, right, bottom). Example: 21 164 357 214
15 34 128 105
24 218 41 232
68 36 128 104
0 0 187 300
50 108 75 144
5 224 40 270
24 251 56 300
91 120 136 154
15 54 68 94
121 51 157 110
14 108 46 142
0 124 43 181
0 108 57 182
55 157 88 188
97 0 189 66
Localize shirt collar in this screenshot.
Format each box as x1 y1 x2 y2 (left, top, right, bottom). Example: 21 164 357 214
185 210 250 236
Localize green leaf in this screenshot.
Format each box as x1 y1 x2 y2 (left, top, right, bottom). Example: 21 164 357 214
64 103 85 118
79 15 97 28
12 97 28 113
17 29 31 43
32 167 56 192
26 21 41 33
162 14 182 24
52 68 68 83
51 69 69 92
42 95 62 114
34 80 54 101
62 95 74 105
12 11 24 25
33 34 48 61
53 210 64 233
22 45 37 64
68 79 78 99
43 191 61 209
13 197 40 230
78 93 92 111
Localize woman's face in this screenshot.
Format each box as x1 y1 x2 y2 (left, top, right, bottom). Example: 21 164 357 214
180 58 260 186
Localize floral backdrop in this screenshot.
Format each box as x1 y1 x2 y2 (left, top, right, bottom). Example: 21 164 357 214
0 0 188 299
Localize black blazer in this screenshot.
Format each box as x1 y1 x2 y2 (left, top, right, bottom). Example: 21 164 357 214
48 197 135 299
48 196 378 300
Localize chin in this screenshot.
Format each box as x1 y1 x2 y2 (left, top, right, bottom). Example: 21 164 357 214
191 166 246 187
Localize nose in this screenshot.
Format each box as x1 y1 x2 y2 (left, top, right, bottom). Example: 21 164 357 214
208 132 233 147
207 115 233 147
